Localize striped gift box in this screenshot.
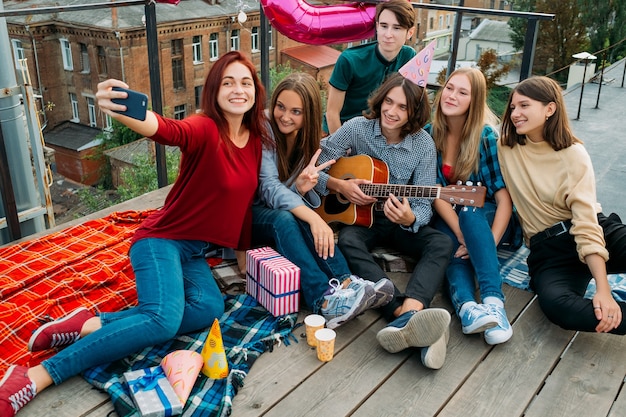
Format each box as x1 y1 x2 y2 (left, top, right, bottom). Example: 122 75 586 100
246 247 281 299
257 256 300 316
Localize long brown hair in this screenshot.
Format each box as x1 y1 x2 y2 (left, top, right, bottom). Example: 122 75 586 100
431 67 499 181
501 76 581 150
270 73 323 184
364 72 431 138
199 51 271 150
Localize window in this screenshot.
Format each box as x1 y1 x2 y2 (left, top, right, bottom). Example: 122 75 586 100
171 39 185 89
251 27 259 52
439 16 443 29
192 35 202 63
97 46 107 76
104 114 113 131
174 104 186 120
69 93 79 121
195 85 202 109
60 39 73 70
490 0 495 8
11 39 25 69
230 29 240 51
429 17 434 30
86 97 96 127
79 43 90 73
268 26 274 49
209 33 219 61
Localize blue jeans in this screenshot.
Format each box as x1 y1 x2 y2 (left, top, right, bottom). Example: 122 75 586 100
252 205 351 312
42 238 224 384
433 202 516 314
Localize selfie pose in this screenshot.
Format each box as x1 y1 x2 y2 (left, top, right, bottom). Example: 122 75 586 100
0 51 271 416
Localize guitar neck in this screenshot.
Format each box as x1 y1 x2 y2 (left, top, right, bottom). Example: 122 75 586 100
359 184 440 199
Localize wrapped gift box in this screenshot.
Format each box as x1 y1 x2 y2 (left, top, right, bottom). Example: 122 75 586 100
245 247 280 299
246 247 300 316
124 366 183 417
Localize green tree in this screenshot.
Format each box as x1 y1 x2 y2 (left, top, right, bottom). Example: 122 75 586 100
509 0 589 81
116 149 181 201
578 0 626 61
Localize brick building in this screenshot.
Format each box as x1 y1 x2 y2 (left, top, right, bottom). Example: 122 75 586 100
4 0 304 132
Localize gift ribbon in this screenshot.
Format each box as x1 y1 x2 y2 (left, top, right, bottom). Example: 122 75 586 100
128 367 174 417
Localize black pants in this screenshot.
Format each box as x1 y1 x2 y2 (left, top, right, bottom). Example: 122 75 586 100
337 215 453 322
528 213 626 334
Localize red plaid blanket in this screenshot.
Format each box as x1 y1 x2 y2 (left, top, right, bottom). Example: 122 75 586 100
0 210 155 375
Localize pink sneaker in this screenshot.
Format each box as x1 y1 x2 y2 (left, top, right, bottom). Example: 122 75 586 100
0 365 36 416
28 307 94 352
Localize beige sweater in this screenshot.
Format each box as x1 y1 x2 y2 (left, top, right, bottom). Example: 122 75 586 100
498 139 608 263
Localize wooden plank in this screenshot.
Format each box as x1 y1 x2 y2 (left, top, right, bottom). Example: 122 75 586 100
232 308 381 416
261 317 412 417
19 376 112 417
608 377 626 417
525 332 626 417
351 286 534 417
437 299 575 417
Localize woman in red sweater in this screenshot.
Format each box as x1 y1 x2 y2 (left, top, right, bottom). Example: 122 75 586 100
0 51 272 416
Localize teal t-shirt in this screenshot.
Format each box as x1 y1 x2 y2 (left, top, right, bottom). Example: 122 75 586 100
324 42 416 131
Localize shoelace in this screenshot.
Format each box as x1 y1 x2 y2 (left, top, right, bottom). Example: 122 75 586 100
50 331 80 348
466 304 490 320
488 305 507 327
9 382 36 413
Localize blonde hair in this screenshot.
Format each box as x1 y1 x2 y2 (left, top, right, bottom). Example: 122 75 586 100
431 67 499 181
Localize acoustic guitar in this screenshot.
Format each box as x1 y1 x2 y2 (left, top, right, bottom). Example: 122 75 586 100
315 154 486 227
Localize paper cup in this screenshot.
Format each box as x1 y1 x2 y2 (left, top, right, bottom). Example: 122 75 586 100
315 328 336 362
304 314 326 347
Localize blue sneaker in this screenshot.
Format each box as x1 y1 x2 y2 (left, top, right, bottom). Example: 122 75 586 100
484 304 512 345
321 278 375 329
347 275 394 309
376 308 450 353
460 303 498 334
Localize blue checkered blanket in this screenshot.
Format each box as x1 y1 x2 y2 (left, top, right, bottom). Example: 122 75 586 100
498 245 626 301
82 294 298 417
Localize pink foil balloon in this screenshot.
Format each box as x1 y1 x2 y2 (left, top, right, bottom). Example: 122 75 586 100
260 0 381 45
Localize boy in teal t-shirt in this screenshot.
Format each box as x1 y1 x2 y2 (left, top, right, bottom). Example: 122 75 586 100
324 0 416 134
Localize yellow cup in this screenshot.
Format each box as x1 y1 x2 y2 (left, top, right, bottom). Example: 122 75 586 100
315 328 336 362
304 314 326 347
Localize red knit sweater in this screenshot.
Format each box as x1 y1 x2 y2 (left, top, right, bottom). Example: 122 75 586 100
131 113 262 249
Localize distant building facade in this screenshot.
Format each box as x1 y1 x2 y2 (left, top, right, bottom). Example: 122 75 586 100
5 0 303 132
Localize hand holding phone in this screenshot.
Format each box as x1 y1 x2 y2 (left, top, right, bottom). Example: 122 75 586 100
111 87 148 121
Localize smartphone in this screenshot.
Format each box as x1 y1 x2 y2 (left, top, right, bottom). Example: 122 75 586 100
111 86 148 121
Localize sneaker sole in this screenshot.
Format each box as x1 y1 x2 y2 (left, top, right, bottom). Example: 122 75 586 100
28 307 89 352
326 287 376 330
377 308 451 353
462 316 498 334
421 326 450 370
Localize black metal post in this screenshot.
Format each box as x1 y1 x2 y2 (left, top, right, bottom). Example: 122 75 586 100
145 0 168 188
446 0 463 79
595 52 606 109
621 57 626 88
259 5 270 97
0 127 21 240
519 19 539 80
576 59 589 120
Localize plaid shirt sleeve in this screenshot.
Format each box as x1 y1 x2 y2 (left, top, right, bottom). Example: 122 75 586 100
477 125 506 200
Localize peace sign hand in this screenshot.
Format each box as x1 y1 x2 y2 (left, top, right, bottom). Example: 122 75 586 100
295 149 335 195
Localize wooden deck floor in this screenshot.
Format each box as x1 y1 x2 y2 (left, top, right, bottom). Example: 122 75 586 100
13 188 626 417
